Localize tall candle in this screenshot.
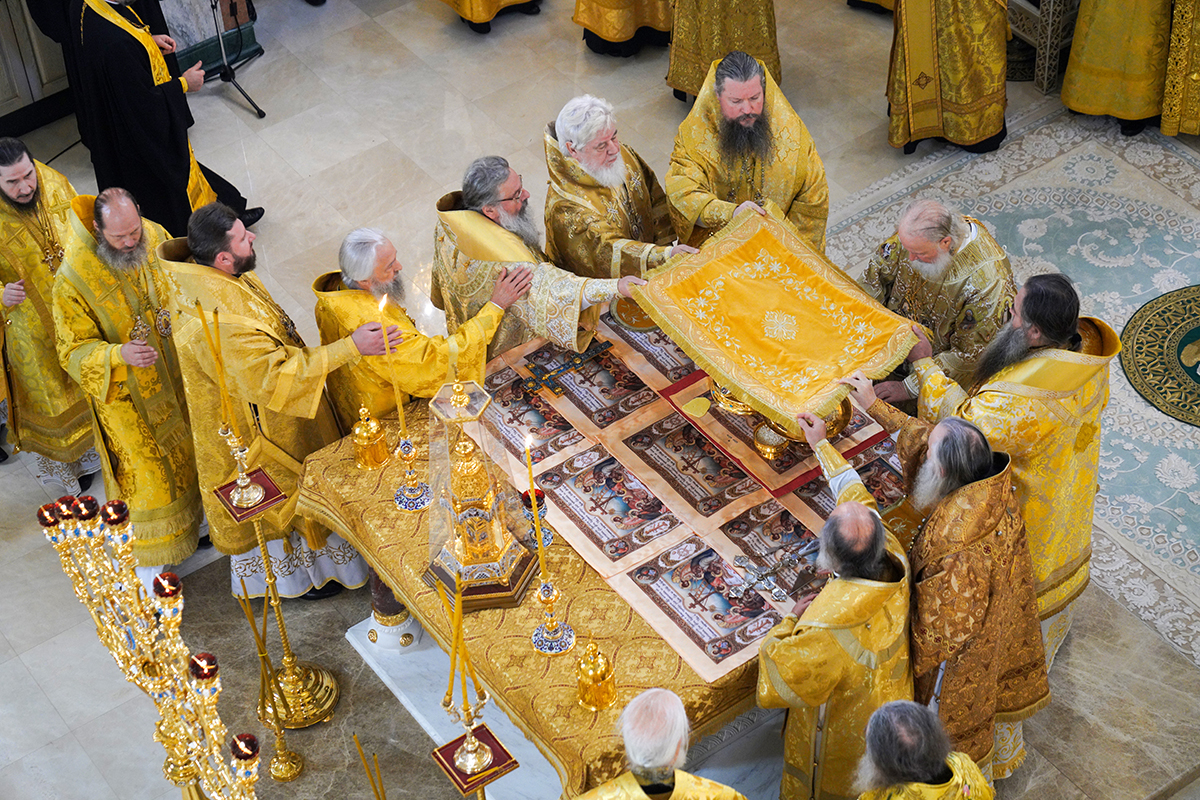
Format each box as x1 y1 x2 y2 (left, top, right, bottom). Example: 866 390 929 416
436 583 459 701
196 302 242 441
454 580 481 700
525 435 548 580
378 295 407 438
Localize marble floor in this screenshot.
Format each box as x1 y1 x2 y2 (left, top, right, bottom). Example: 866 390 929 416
4 0 1200 797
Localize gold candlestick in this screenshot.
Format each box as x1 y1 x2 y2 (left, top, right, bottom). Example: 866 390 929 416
531 580 575 656
220 424 265 508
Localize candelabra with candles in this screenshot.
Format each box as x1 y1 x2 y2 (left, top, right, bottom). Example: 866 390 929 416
197 303 339 731
379 293 432 512
36 497 261 800
524 435 575 656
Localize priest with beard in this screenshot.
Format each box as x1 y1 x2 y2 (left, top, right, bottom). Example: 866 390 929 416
432 155 644 360
73 0 262 237
861 199 1015 404
843 370 1048 780
665 51 828 251
313 228 531 429
157 203 374 599
545 95 697 280
908 273 1121 670
52 188 202 578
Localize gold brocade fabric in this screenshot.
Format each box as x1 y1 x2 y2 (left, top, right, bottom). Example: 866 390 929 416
665 0 780 97
53 201 200 566
311 271 502 430
914 318 1122 619
544 129 674 279
758 448 912 800
572 0 671 42
1061 0 1173 121
296 405 761 795
575 770 746 800
861 221 1015 387
871 400 1048 768
665 61 828 251
0 162 93 462
1163 1 1200 135
634 212 918 435
436 0 534 23
856 752 994 800
158 239 354 555
430 191 619 360
887 0 1008 147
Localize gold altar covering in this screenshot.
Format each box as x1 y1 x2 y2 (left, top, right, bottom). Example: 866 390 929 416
297 404 759 796
634 212 919 436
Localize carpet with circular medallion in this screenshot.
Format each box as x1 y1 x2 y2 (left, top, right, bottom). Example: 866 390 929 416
1120 285 1200 428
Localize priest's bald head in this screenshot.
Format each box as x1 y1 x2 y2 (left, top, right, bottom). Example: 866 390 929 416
713 52 772 162
93 188 148 270
556 95 625 189
339 227 405 302
0 137 38 211
461 155 542 251
819 501 889 581
187 202 257 277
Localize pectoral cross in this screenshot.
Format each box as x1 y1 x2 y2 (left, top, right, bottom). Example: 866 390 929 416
730 540 819 603
520 339 612 396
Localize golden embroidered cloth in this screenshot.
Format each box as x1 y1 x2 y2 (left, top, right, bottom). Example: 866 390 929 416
886 0 1008 148
665 0 780 97
633 212 919 437
758 445 912 800
434 0 531 24
311 271 502 430
544 128 674 279
870 399 1048 771
53 198 200 566
861 220 1015 387
856 752 994 800
914 317 1121 619
575 770 746 800
158 238 353 556
572 0 671 44
431 191 620 360
665 61 827 251
1163 1 1200 135
0 161 93 461
296 403 761 796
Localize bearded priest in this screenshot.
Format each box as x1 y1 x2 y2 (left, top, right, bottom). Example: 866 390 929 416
53 188 201 575
545 95 695 280
665 51 828 251
909 273 1121 668
313 228 530 429
432 155 644 360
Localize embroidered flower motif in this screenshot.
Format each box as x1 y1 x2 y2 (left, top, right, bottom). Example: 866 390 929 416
1155 454 1198 490
762 310 798 340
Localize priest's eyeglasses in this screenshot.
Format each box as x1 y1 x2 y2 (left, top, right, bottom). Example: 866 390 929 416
498 177 526 204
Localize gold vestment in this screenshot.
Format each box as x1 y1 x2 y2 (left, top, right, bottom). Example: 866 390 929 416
572 0 670 45
856 752 993 800
665 0 781 97
158 239 354 555
575 770 747 800
435 0 530 24
665 61 828 252
0 161 93 461
914 318 1121 619
311 271 503 429
431 191 619 360
870 400 1048 773
758 442 913 800
1163 2 1200 134
860 220 1015 387
53 198 200 565
886 0 1008 148
544 127 674 279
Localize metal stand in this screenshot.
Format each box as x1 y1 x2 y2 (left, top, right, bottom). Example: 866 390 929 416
209 0 266 118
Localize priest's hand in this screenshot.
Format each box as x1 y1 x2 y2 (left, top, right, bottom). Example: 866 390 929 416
668 244 699 258
874 380 911 404
122 339 159 368
350 322 401 356
490 266 532 310
2 279 25 307
152 34 176 54
183 61 205 92
734 200 766 219
618 275 647 298
906 325 933 362
839 370 878 408
796 411 827 448
791 593 817 617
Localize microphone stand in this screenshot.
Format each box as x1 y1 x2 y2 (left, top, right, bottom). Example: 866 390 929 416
208 0 266 119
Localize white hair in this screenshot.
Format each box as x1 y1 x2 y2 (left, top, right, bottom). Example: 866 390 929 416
619 688 690 782
339 227 389 286
897 198 970 251
555 95 616 155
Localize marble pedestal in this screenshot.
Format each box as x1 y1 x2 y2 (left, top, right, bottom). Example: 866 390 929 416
345 616 785 799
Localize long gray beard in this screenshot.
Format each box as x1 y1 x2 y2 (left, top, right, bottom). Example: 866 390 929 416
853 752 891 795
910 246 953 281
582 157 627 190
367 274 406 304
718 111 774 164
96 234 148 271
910 454 953 512
497 204 543 253
974 321 1031 386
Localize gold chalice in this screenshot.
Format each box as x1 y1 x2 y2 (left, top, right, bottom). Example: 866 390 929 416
766 398 853 457
710 380 755 416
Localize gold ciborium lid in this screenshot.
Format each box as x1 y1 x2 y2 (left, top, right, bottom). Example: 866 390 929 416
352 406 385 445
576 640 613 682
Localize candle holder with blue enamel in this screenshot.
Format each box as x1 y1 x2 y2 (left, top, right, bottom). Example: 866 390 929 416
521 489 554 550
531 581 575 656
394 436 432 512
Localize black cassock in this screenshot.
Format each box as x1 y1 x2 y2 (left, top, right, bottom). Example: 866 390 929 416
73 0 247 237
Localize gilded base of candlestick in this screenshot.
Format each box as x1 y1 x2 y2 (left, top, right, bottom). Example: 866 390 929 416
261 661 340 729
454 728 494 774
270 747 304 782
230 479 266 509
531 582 576 656
394 437 432 512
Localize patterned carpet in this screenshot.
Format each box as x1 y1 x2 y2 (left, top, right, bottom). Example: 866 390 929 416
1120 284 1200 427
827 107 1200 668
